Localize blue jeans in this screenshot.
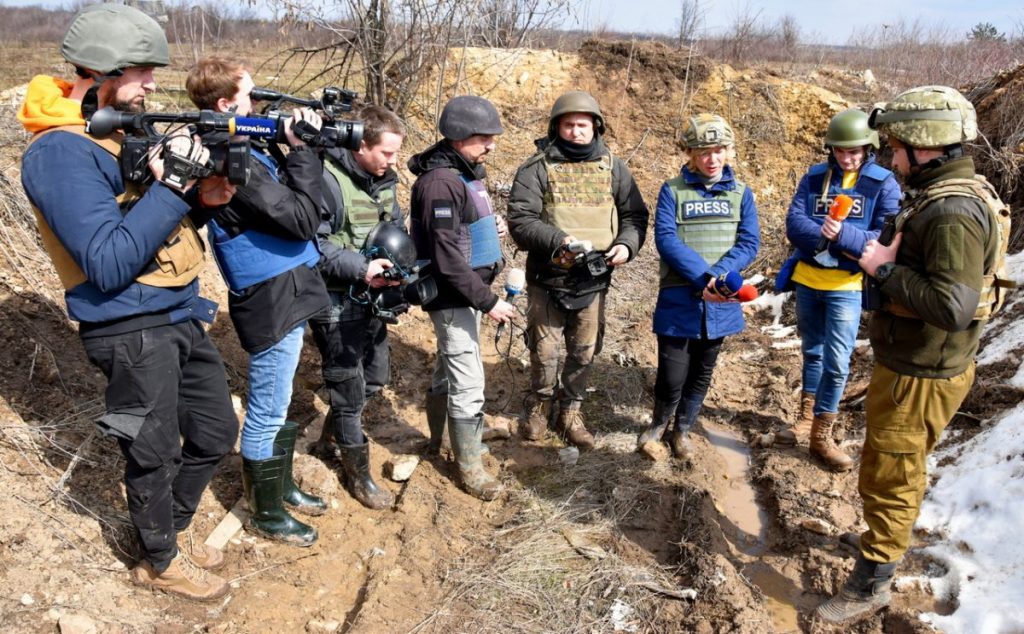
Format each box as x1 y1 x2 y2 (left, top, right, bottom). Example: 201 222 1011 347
240 322 306 460
795 284 861 416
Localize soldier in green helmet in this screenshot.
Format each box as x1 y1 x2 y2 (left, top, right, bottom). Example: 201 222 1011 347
774 109 901 471
508 91 648 450
817 86 1013 623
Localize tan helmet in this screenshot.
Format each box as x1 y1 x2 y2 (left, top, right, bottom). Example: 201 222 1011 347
548 91 605 137
868 85 977 148
61 3 169 75
682 114 734 148
825 109 879 149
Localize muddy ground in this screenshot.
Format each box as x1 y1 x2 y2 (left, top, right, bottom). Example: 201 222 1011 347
1 41 1022 633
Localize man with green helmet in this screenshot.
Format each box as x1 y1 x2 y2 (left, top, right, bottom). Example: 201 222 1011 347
775 109 900 471
508 91 647 450
817 86 1011 623
18 4 238 601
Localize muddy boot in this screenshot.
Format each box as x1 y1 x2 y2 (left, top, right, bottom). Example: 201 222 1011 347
338 440 394 510
275 421 327 517
449 415 502 501
241 452 318 546
810 412 854 472
816 555 898 623
839 531 862 553
522 398 553 441
669 399 701 459
424 388 449 455
776 391 815 446
637 399 676 450
559 408 595 451
176 528 224 571
132 551 229 602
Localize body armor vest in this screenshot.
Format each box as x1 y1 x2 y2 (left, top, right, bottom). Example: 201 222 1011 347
542 154 617 250
324 159 394 251
29 125 205 290
660 176 745 289
460 174 502 269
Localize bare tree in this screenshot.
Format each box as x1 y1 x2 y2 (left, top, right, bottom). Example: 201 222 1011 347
472 0 578 49
777 13 799 63
676 0 702 49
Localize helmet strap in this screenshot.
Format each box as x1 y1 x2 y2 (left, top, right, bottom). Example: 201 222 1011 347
80 69 121 121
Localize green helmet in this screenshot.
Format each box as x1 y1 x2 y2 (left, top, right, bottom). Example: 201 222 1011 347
825 109 879 149
61 3 169 75
868 85 977 148
682 114 734 148
548 91 605 137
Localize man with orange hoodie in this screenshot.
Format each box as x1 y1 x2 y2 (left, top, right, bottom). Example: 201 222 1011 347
19 4 237 601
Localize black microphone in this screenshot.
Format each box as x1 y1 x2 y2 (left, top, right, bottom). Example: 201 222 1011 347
495 267 525 341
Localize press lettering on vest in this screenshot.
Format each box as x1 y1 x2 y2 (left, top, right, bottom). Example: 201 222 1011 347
682 199 734 219
813 195 866 219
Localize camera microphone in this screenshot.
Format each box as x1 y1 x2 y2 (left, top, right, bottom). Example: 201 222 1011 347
496 268 525 341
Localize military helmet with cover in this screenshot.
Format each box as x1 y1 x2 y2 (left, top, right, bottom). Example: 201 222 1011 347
547 91 606 137
61 3 170 76
438 96 503 141
682 114 734 148
825 109 879 149
868 85 977 148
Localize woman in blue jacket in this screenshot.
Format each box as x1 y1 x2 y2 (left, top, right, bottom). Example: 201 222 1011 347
637 114 760 459
775 109 900 471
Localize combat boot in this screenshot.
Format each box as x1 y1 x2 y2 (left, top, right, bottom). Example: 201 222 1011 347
338 440 394 510
131 552 229 602
275 421 327 516
776 391 815 446
810 412 854 472
424 388 448 455
176 528 224 571
241 452 317 546
449 414 502 501
559 408 595 450
816 555 898 623
637 399 676 449
523 398 553 441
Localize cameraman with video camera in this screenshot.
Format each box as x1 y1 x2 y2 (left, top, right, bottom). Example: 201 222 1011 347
185 56 330 547
508 91 648 450
309 105 408 511
19 4 238 601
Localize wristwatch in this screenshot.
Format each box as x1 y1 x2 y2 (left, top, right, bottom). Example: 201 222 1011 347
874 262 895 283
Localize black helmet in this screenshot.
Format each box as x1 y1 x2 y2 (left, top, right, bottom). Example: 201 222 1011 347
362 222 417 271
438 95 503 141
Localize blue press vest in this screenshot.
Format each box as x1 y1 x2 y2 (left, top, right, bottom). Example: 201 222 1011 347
209 150 320 293
805 162 889 231
460 175 502 269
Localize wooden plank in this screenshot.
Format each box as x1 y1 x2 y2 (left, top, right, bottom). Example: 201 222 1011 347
204 499 248 550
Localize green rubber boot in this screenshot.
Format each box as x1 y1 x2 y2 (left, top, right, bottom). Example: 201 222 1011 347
275 421 327 516
241 451 317 547
449 415 502 501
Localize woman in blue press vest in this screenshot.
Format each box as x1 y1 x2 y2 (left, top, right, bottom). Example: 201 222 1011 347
636 114 760 459
187 57 330 546
775 109 900 471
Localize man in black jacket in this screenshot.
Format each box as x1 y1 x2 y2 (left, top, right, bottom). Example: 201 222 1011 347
311 105 406 510
409 95 515 501
187 56 329 547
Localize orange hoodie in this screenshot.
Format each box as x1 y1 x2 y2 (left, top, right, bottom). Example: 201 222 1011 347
18 75 85 134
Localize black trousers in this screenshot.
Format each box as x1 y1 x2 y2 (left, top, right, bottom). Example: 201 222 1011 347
654 334 724 412
82 320 238 571
311 314 389 446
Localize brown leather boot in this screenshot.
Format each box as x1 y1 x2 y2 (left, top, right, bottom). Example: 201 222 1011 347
810 412 853 472
176 529 225 571
559 408 595 451
522 399 552 441
776 391 815 446
131 552 230 602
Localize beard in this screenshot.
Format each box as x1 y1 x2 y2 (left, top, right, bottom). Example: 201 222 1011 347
111 97 146 114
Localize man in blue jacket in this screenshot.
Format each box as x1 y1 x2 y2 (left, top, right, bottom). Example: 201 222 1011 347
19 4 237 601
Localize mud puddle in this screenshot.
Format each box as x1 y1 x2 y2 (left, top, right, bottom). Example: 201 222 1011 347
703 421 801 633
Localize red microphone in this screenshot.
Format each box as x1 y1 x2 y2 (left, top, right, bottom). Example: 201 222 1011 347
736 284 759 302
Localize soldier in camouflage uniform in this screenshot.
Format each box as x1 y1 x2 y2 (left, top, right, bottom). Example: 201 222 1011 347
508 92 648 450
818 86 1014 623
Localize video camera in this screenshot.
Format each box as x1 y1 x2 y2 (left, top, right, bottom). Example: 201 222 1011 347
248 86 363 150
87 106 250 187
366 261 438 324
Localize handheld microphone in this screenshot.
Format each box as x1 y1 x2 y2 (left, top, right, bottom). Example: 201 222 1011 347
736 284 759 302
815 194 855 253
712 271 744 297
496 268 525 341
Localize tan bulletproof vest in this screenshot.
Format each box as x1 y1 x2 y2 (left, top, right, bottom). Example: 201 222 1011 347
27 125 206 290
542 154 617 250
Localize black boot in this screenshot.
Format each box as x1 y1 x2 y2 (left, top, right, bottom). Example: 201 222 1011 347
338 440 394 510
637 399 677 449
669 399 701 459
274 421 327 516
816 554 898 623
424 389 448 455
241 451 317 546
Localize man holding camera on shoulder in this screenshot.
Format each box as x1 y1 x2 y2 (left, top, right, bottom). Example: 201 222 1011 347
508 91 648 450
19 4 238 602
186 56 330 547
310 105 409 511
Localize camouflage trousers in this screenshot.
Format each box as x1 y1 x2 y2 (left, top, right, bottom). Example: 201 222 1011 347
859 362 975 563
526 285 605 409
